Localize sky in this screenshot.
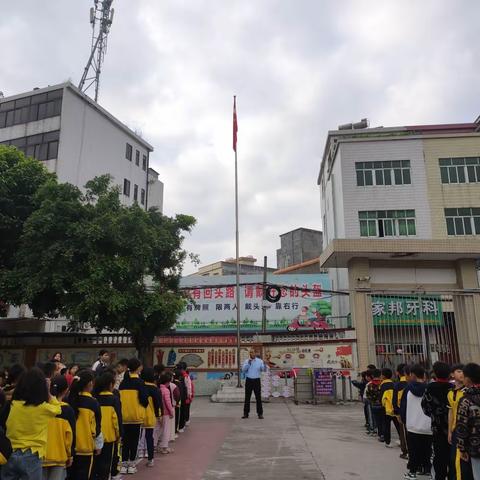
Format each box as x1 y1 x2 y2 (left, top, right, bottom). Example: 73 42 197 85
2 1 480 274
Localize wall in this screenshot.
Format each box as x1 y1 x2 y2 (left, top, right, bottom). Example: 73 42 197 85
423 136 480 238
277 229 323 269
339 139 432 239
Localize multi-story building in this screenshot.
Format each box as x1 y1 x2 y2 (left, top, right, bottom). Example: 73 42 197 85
318 120 480 368
276 228 323 270
0 81 163 210
190 256 276 277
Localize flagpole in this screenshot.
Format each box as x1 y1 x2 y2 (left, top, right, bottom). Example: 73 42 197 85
233 95 242 388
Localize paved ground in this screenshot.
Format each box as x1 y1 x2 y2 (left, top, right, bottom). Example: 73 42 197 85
134 397 407 480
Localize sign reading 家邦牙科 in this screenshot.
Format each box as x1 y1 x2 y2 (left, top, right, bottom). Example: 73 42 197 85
177 274 331 332
371 295 443 326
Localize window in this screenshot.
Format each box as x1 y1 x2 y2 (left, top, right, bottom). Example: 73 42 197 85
359 210 416 238
0 90 63 128
142 155 147 171
123 179 131 197
356 161 411 186
125 143 132 161
133 184 138 202
141 188 145 205
445 208 480 236
135 150 140 166
440 158 480 184
0 130 60 161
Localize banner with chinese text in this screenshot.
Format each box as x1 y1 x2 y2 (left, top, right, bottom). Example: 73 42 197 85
371 295 443 326
177 274 331 332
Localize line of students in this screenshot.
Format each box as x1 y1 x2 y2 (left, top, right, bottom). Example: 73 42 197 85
0 358 195 480
360 361 480 480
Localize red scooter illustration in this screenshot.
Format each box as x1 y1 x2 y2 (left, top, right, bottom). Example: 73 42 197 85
287 306 331 332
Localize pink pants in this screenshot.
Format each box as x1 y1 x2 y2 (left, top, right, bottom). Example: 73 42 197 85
159 415 171 449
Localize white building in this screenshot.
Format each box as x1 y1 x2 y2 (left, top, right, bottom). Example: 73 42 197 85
0 81 163 211
0 81 164 331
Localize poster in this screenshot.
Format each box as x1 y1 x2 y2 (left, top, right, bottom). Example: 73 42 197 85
154 346 251 370
314 369 334 396
178 274 331 332
372 295 443 326
264 343 354 370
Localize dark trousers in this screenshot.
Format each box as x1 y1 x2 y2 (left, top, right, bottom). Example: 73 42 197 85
179 402 187 430
175 405 180 432
92 441 114 480
185 402 191 423
363 401 369 426
407 432 433 473
244 378 263 416
372 406 385 439
69 454 93 480
451 431 474 480
122 424 141 462
145 428 154 461
384 416 408 454
110 442 120 477
432 434 450 480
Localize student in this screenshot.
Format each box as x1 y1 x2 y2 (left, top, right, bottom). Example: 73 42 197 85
92 371 122 480
178 362 193 426
400 364 433 479
65 365 80 387
365 368 383 440
352 371 369 427
173 368 187 433
141 367 162 467
393 363 409 459
381 367 406 454
2 367 61 480
118 358 148 475
159 373 174 454
43 375 76 480
169 372 180 442
114 359 129 391
92 351 110 376
68 370 102 480
3 364 26 402
456 363 480 479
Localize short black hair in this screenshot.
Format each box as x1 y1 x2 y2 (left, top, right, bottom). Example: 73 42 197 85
367 364 377 370
159 373 171 385
381 368 393 379
141 367 155 383
396 363 406 376
13 367 48 406
410 364 425 379
433 361 451 380
451 363 464 373
7 364 26 384
51 375 69 397
154 364 165 375
127 358 142 372
405 364 412 376
43 361 57 379
117 358 129 367
372 369 381 378
94 371 115 396
463 363 480 384
99 349 108 357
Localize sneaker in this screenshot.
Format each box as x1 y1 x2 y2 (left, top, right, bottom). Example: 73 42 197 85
385 443 395 448
417 470 431 477
400 453 409 460
178 428 185 433
146 460 154 467
127 465 137 474
186 420 191 425
242 415 249 419
111 476 124 480
258 415 264 419
119 465 128 475
404 472 417 479
378 436 385 442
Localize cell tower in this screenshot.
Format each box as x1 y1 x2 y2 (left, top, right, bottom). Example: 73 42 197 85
78 0 115 103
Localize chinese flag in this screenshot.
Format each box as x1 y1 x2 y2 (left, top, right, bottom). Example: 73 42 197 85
233 96 238 152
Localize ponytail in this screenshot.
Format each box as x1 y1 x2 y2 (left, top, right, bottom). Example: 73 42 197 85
68 369 94 417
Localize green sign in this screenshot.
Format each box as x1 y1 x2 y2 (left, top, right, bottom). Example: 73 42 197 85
372 296 443 326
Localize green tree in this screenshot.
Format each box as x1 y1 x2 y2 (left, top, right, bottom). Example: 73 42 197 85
309 300 332 317
0 146 56 315
8 175 196 363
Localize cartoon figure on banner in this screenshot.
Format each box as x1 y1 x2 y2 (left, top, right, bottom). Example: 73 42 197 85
286 300 332 332
167 348 176 366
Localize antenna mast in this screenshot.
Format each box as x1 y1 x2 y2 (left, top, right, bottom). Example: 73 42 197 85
78 0 115 103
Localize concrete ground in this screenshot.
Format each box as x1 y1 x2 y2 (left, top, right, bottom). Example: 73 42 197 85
134 397 406 480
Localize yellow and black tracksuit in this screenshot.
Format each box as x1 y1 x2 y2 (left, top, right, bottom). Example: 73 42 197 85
44 402 76 472
448 387 473 480
143 382 162 461
119 373 148 463
70 392 101 480
92 391 122 480
0 427 11 465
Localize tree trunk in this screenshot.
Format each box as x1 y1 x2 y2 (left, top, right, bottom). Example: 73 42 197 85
134 335 155 367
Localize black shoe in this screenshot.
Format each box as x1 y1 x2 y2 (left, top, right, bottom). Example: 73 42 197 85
258 415 264 419
242 415 248 419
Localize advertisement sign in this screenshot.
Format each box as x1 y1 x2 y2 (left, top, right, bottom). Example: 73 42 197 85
372 295 443 326
314 368 334 396
178 274 331 332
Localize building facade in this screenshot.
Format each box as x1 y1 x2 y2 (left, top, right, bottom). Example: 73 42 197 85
318 121 480 368
191 256 276 277
276 228 323 270
0 81 163 210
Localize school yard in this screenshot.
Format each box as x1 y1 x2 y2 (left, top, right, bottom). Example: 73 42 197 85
134 396 406 480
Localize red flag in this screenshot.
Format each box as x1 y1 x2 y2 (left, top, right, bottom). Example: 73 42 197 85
233 96 238 152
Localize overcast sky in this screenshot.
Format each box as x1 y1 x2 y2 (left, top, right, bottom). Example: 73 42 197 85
2 1 480 274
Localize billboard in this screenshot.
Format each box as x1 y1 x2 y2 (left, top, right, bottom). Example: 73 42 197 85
177 274 331 332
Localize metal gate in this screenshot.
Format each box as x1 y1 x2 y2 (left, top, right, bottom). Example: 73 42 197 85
366 292 472 369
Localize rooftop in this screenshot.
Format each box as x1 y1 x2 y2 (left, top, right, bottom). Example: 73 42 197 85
0 81 154 151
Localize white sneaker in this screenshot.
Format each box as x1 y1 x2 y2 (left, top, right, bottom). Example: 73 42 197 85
385 443 395 448
112 474 124 479
178 428 185 433
119 465 128 474
147 460 154 467
127 465 137 474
